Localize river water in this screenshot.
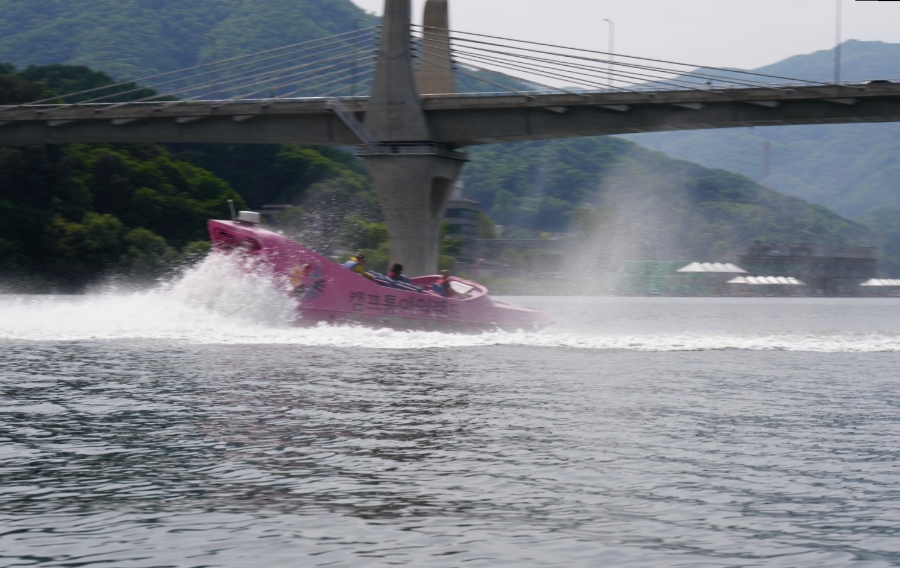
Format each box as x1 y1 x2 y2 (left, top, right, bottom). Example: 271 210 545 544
2 256 900 567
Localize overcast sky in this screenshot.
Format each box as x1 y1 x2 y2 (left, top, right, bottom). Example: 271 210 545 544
350 0 900 71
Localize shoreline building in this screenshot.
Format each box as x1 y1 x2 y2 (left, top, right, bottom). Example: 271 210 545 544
443 185 566 277
859 279 900 297
739 244 877 296
474 238 566 279
615 243 881 297
443 184 482 266
615 261 747 296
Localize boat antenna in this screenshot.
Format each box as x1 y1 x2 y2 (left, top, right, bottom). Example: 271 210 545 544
227 199 237 221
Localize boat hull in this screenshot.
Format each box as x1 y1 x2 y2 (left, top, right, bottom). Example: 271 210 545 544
208 220 553 331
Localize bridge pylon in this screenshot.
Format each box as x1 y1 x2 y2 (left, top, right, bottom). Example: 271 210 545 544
362 0 465 277
418 0 457 95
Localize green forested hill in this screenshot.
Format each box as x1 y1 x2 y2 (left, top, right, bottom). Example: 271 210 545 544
0 0 375 80
626 40 900 221
460 138 900 274
0 65 375 291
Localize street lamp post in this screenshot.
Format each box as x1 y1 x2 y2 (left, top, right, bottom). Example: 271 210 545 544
834 0 843 83
604 19 615 90
203 34 219 99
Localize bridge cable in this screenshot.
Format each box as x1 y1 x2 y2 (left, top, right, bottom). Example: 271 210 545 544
420 35 720 93
241 56 376 101
420 37 634 93
276 62 376 100
453 51 723 92
421 37 727 93
62 29 378 108
447 48 737 93
418 31 793 92
413 25 848 88
413 51 536 98
150 46 373 108
450 51 686 93
3 26 379 110
447 50 635 93
93 49 366 111
93 41 371 113
419 32 783 91
415 49 583 97
320 72 375 100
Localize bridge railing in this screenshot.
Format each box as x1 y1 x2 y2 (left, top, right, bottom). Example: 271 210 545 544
11 84 888 111
418 80 894 100
4 79 897 115
356 143 468 161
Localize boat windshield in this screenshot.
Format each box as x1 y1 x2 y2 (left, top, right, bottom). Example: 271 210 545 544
449 281 475 296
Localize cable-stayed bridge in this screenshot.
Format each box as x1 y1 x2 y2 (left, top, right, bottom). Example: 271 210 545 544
2 0 900 273
4 85 900 147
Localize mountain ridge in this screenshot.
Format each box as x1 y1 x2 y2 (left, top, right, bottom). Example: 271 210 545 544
0 0 375 80
625 40 900 220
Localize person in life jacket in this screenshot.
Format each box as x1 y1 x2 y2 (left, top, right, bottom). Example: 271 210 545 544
343 253 374 280
388 263 412 284
435 269 459 298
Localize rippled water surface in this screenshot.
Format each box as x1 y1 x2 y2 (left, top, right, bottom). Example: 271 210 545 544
2 258 900 567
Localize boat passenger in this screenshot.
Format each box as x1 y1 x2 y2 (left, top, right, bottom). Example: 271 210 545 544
386 263 426 293
388 263 412 284
343 253 374 280
435 269 459 298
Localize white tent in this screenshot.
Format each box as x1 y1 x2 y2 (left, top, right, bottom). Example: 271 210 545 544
860 279 900 287
728 276 805 285
678 262 747 273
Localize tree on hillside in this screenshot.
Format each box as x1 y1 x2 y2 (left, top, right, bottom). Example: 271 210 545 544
0 0 376 80
462 138 893 271
0 64 386 290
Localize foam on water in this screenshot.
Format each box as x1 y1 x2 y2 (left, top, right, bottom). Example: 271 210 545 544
1 254 899 352
0 254 297 342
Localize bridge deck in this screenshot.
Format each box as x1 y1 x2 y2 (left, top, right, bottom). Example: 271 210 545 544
1 83 900 147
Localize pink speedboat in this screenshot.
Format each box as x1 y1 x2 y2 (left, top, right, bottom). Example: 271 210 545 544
208 214 553 332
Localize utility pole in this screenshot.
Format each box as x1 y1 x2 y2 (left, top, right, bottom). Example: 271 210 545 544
203 34 219 99
604 19 615 90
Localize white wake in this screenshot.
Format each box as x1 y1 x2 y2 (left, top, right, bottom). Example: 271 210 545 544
0 254 899 352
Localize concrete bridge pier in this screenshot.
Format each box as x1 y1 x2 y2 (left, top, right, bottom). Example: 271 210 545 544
365 154 464 277
361 0 463 276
